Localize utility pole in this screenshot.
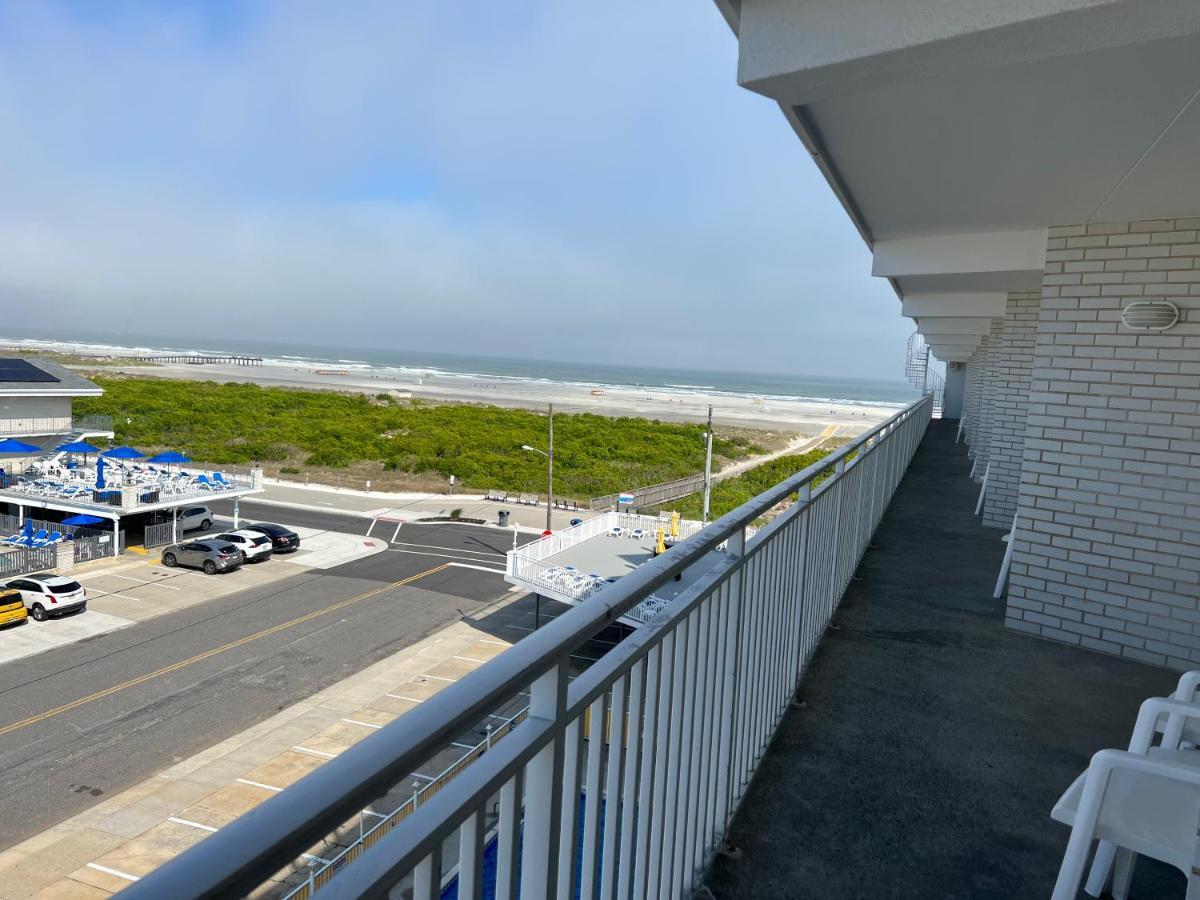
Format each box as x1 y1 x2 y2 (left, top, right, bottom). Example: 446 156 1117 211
702 405 713 524
546 402 554 533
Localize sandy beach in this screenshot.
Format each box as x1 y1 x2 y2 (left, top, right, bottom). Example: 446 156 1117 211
3 339 905 433
82 359 899 433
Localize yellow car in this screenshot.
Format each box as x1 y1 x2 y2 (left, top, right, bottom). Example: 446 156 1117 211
0 589 27 628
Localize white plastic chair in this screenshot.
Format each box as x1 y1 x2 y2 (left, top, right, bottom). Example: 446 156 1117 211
1051 691 1200 899
608 526 624 539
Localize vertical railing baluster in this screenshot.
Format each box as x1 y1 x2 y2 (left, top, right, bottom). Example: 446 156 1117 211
643 633 676 900
600 673 628 900
458 809 485 900
496 769 524 900
615 660 644 900
579 693 608 899
521 659 569 899
658 613 690 899
631 644 662 900
413 844 442 900
555 716 585 899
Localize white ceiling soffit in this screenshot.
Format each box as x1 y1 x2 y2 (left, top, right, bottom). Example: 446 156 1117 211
926 339 981 354
915 317 995 336
931 349 975 363
728 1 1200 242
901 293 1008 317
873 230 1046 295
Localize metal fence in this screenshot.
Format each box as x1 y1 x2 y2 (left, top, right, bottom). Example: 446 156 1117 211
0 414 113 438
144 521 176 549
590 473 705 511
0 545 60 579
73 533 119 563
120 393 933 900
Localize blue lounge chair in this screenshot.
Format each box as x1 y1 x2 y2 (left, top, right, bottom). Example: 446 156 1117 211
44 531 63 545
26 529 49 548
194 474 214 490
212 472 232 488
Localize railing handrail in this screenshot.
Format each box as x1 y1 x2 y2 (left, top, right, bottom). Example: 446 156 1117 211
118 394 932 899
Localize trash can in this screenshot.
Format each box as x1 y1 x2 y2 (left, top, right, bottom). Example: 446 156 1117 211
498 509 510 527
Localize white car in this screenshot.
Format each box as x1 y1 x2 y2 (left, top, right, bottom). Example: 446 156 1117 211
214 530 273 563
5 574 87 621
176 506 214 532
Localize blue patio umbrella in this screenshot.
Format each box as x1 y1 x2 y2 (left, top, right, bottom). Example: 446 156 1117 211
102 446 145 460
147 451 190 464
0 437 41 454
95 454 107 489
57 440 101 454
62 514 105 526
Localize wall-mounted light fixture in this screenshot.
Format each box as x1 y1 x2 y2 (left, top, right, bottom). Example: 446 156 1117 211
1121 300 1179 332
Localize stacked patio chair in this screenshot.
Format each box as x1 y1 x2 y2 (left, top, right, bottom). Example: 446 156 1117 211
1051 669 1200 898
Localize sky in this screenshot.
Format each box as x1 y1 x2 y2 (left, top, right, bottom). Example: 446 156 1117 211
0 0 914 379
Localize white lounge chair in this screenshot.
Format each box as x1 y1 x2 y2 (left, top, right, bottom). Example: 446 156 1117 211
1051 677 1200 899
608 526 624 538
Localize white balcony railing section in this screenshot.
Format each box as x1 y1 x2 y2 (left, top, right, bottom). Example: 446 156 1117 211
120 393 933 900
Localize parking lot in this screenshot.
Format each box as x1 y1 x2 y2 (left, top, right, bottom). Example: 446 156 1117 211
0 517 386 667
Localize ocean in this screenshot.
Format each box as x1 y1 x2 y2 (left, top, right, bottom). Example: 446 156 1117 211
2 331 921 407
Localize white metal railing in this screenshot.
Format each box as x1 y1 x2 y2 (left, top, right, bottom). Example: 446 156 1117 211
119 393 932 900
0 415 114 438
282 708 530 900
509 510 703 573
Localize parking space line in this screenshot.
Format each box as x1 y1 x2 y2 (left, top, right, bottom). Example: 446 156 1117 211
168 816 218 833
386 694 425 704
413 772 435 781
420 675 456 683
362 809 388 819
479 639 509 646
87 862 140 882
453 655 488 664
451 741 475 750
302 853 332 864
236 778 284 792
391 522 403 543
293 745 338 759
341 718 382 730
365 518 377 538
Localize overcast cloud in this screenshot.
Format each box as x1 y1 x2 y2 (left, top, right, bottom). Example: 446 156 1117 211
0 1 912 378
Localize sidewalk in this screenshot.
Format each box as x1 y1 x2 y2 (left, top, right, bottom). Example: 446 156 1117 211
0 588 544 899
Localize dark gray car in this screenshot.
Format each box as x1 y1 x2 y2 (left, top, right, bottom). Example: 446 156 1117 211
161 539 243 574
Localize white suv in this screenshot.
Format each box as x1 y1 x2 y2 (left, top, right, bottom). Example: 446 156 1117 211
215 530 273 563
177 506 214 532
5 574 87 621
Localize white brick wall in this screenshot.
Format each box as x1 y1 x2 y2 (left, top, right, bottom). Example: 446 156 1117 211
982 291 1041 529
1006 218 1200 669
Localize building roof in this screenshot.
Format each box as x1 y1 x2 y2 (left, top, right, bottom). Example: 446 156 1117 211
0 357 103 396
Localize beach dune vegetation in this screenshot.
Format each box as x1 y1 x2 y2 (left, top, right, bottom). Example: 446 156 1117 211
75 376 767 500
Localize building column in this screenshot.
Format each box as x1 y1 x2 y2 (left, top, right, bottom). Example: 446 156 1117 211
981 291 1041 528
942 364 966 419
1005 217 1200 668
967 320 1005 479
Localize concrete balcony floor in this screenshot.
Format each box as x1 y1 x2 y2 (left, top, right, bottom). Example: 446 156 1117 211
706 420 1181 898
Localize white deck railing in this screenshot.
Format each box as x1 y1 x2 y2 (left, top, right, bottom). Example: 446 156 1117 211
119 393 932 900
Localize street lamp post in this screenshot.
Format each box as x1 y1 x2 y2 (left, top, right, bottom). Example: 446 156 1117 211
521 402 554 533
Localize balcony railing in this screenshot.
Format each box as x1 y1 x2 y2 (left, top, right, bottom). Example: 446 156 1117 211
0 414 114 438
120 393 933 900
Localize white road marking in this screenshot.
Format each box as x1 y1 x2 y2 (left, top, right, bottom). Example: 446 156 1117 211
365 518 377 538
87 862 140 882
479 639 509 646
168 816 219 833
386 547 503 564
448 562 506 575
341 718 383 730
391 521 403 543
391 540 504 558
302 853 332 864
362 809 388 819
236 778 283 792
451 741 475 750
453 655 488 664
420 674 456 683
293 745 338 759
387 694 425 704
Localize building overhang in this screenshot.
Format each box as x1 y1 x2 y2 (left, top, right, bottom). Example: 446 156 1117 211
717 0 1200 315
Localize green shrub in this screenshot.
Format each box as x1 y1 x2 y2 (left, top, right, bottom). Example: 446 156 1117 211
76 376 767 499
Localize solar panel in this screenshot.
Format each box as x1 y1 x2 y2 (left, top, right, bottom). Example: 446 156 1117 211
0 358 61 383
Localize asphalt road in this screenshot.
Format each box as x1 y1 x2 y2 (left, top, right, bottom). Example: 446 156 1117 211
0 521 520 850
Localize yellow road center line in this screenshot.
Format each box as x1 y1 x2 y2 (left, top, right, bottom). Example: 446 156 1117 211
0 563 449 738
